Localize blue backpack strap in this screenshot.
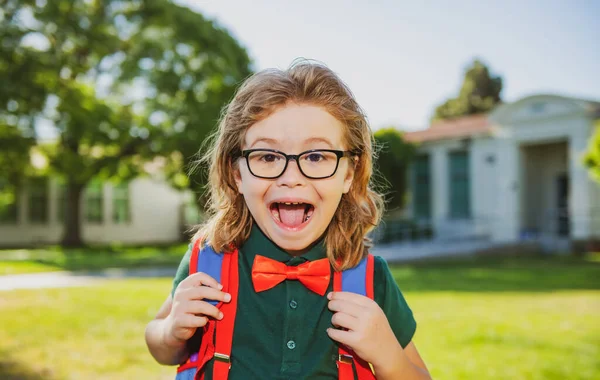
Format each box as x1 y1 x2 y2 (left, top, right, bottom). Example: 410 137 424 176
335 254 376 380
340 255 368 296
176 239 227 379
190 239 225 306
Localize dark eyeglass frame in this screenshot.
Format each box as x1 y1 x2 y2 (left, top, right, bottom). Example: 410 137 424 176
238 148 360 179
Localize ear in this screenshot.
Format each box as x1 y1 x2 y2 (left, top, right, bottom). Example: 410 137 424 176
233 161 244 194
342 156 358 194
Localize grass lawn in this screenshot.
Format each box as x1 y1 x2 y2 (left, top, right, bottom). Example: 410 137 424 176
0 244 189 275
0 253 599 379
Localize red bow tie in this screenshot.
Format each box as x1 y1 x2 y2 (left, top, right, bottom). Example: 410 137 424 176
251 255 331 296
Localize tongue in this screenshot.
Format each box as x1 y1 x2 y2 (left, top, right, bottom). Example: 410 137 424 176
278 204 306 227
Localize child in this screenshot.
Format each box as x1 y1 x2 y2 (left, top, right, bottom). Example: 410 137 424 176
145 60 431 379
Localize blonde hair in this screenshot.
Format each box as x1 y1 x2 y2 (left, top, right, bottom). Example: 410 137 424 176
192 60 384 270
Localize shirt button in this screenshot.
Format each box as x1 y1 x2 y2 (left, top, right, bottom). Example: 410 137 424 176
289 300 298 309
286 340 296 350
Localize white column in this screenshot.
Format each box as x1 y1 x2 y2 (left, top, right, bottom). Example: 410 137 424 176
569 131 591 239
470 140 496 237
431 146 448 233
493 139 520 242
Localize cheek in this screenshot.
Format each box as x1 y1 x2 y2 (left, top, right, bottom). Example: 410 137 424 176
315 177 346 205
238 172 270 200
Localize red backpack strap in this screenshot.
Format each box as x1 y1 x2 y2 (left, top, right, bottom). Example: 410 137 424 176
211 247 239 379
333 254 376 380
175 240 239 380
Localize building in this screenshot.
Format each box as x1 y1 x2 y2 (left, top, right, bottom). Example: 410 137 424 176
403 94 600 251
0 175 196 247
2 93 598 252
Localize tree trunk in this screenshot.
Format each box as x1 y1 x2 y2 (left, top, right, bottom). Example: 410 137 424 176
61 181 85 247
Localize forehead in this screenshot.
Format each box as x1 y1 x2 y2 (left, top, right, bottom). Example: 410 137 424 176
243 103 346 150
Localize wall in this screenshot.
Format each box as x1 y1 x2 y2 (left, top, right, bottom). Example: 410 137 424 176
412 136 498 240
0 177 188 247
489 95 595 242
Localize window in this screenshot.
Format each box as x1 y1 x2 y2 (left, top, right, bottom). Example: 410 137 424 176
56 178 67 222
412 155 431 220
112 182 130 224
28 177 49 223
0 180 18 224
85 181 104 223
448 151 471 219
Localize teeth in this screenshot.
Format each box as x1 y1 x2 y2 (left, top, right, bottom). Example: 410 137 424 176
282 202 302 205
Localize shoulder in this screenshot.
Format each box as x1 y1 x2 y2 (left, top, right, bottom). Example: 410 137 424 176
371 254 406 306
170 243 194 297
371 254 417 348
372 254 394 293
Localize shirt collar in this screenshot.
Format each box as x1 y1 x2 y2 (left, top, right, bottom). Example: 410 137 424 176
241 223 327 264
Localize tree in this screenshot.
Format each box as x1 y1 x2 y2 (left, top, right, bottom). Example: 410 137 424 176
119 1 253 210
0 5 45 222
0 0 251 246
0 125 35 222
433 59 503 121
584 122 600 182
373 128 417 212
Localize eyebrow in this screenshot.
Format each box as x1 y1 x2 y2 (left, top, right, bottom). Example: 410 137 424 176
248 136 335 149
248 137 279 148
303 137 334 148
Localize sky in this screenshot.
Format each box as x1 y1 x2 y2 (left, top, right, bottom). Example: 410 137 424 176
180 0 600 131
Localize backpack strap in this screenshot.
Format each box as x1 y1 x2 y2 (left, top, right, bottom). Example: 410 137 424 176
175 239 239 380
212 248 239 379
334 254 376 380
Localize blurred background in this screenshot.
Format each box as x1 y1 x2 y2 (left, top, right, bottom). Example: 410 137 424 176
0 0 598 379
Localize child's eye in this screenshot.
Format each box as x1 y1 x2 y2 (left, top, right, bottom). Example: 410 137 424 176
304 152 326 163
259 153 281 163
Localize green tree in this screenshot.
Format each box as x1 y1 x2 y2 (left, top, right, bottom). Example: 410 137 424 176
373 128 417 212
0 4 46 222
119 1 253 210
584 122 600 182
0 0 251 246
0 125 35 222
433 59 503 121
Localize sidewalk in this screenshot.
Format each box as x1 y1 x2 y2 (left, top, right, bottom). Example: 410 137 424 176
0 267 176 291
1 239 504 291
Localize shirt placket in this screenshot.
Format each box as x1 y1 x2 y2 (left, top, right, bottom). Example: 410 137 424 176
280 257 304 377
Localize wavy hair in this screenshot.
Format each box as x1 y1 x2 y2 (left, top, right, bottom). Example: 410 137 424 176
192 60 384 270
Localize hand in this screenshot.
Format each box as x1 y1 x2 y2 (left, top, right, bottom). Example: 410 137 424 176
164 272 231 348
326 291 402 367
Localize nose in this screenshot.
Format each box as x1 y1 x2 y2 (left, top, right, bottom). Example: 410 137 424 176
275 159 305 188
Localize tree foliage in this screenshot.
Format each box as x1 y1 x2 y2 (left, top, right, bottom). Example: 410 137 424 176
584 122 600 183
0 0 251 246
433 59 503 121
373 128 416 212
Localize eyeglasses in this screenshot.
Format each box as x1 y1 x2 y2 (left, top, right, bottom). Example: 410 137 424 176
239 148 358 179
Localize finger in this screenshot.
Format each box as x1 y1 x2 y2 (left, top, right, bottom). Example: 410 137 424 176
179 314 209 329
326 327 356 347
327 291 373 307
331 312 360 331
181 286 231 303
179 272 222 290
328 299 366 318
186 300 223 320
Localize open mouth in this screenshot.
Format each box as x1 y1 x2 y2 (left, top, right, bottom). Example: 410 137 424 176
269 202 315 229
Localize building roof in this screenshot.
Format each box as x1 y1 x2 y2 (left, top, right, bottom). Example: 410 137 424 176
403 114 491 143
